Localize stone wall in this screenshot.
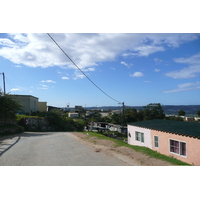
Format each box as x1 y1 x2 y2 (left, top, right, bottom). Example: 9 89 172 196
23 117 53 131
0 126 23 135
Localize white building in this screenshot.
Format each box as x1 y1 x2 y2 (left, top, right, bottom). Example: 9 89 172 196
68 112 79 118
13 95 38 114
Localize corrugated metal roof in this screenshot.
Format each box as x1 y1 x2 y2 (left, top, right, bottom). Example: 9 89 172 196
128 119 200 139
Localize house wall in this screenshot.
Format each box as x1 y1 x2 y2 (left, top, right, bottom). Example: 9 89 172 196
14 95 38 114
68 113 79 118
38 102 47 112
128 125 152 149
151 130 200 165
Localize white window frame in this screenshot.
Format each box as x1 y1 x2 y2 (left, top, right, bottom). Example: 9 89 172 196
169 139 187 157
135 131 144 143
154 135 159 148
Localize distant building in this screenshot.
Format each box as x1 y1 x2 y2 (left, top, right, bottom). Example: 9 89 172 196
100 112 109 117
194 117 200 122
38 102 47 112
111 110 121 115
47 106 62 112
68 112 79 118
13 95 38 114
86 111 94 117
75 106 83 112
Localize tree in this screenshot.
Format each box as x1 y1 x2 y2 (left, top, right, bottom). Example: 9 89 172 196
143 103 165 120
196 110 200 117
125 108 138 122
0 91 23 124
111 113 123 124
178 110 185 116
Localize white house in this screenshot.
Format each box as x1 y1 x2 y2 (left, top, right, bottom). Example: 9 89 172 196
13 95 38 114
68 112 79 118
128 124 152 149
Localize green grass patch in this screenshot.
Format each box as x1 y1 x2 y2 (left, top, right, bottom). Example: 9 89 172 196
16 114 44 119
83 131 190 166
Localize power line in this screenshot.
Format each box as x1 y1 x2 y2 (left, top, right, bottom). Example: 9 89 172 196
47 33 122 104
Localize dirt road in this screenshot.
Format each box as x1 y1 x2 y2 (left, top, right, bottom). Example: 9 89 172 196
72 132 175 166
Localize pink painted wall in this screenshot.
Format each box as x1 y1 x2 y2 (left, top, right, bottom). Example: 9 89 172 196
128 125 152 149
151 130 200 165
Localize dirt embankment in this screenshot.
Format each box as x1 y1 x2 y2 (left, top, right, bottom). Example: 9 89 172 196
72 132 175 166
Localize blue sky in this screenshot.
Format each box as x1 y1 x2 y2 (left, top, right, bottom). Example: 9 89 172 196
0 33 200 107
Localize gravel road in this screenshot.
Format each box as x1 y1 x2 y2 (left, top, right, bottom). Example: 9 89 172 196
0 132 132 166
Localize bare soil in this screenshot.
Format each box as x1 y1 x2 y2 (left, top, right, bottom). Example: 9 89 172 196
72 132 175 166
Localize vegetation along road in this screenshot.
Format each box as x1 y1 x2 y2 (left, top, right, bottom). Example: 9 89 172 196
0 132 137 166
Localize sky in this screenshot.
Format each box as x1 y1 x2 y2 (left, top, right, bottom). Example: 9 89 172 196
0 33 200 107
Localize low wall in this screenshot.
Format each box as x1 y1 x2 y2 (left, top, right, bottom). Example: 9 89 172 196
0 126 23 135
22 117 53 131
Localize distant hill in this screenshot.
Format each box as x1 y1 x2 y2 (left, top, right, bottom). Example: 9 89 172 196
85 105 200 115
162 105 200 115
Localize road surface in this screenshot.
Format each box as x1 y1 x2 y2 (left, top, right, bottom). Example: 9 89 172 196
0 132 131 166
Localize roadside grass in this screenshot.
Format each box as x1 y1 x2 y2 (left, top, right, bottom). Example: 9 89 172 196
83 131 191 166
16 114 45 121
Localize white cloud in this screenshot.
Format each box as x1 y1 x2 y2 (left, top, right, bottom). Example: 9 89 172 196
0 38 16 47
163 81 200 93
121 61 132 68
130 72 144 77
37 87 48 90
61 77 69 80
125 45 165 57
174 53 200 65
10 88 20 91
73 74 85 80
37 84 49 90
154 68 161 72
39 84 48 87
0 33 199 72
14 65 22 68
154 58 162 63
82 67 95 71
73 71 86 80
41 80 56 83
166 53 200 79
166 65 200 79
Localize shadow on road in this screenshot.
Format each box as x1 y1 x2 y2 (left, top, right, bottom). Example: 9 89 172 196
0 132 55 157
0 136 21 156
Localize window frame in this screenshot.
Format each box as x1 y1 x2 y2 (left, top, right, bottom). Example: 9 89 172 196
169 139 187 157
154 135 159 148
135 131 144 143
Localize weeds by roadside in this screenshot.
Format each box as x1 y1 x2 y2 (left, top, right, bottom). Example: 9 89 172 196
83 131 191 166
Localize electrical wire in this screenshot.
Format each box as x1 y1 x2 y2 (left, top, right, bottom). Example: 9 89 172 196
47 33 122 104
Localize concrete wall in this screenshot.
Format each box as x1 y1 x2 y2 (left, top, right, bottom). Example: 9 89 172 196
151 130 200 165
14 95 38 114
68 113 79 118
127 125 152 149
38 102 47 112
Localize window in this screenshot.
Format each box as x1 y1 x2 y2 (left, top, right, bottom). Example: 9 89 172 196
135 131 144 143
170 139 186 156
154 136 159 148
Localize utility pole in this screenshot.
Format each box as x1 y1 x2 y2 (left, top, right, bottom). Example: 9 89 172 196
119 102 125 133
0 72 6 94
122 102 125 126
